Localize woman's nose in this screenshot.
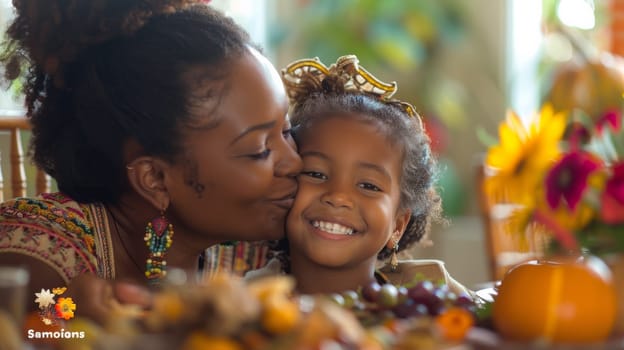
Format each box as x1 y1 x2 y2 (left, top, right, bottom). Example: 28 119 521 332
274 137 303 178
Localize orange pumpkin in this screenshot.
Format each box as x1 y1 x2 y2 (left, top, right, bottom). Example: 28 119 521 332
493 256 617 343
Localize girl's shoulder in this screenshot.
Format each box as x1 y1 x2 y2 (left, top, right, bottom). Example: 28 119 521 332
378 259 448 285
378 259 473 296
244 258 285 281
0 192 99 283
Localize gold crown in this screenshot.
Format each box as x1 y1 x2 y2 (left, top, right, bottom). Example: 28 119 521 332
281 55 419 120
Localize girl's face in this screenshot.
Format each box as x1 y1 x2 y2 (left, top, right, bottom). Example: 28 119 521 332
287 115 410 269
164 48 302 243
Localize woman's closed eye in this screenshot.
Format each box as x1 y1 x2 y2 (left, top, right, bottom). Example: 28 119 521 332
248 149 271 160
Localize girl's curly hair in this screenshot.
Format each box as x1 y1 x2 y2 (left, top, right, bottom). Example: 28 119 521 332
0 1 251 203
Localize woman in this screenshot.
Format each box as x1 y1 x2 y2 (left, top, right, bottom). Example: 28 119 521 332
0 0 301 319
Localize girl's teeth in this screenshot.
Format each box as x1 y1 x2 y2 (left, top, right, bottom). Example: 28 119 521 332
312 220 354 235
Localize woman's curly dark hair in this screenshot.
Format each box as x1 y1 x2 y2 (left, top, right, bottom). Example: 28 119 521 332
0 0 251 203
290 87 443 261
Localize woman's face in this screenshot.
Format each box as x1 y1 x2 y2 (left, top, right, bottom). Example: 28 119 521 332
164 48 302 243
286 115 408 269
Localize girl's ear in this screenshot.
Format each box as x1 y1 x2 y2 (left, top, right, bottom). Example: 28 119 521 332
386 208 412 249
126 157 171 211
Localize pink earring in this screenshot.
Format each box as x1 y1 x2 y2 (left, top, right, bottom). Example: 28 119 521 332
144 210 174 283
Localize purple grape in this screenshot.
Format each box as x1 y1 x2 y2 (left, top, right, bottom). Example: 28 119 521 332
414 280 435 292
436 284 450 294
407 285 433 303
444 292 457 305
455 293 474 308
361 282 382 302
397 286 409 305
427 288 446 315
393 299 429 319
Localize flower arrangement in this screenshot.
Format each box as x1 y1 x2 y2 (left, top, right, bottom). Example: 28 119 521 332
484 104 624 255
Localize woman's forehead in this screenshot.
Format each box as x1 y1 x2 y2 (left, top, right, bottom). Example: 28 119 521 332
180 52 289 140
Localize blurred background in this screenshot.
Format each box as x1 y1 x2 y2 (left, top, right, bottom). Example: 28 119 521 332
0 0 622 287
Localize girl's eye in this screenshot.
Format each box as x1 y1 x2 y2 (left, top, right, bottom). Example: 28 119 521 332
359 182 381 192
249 149 271 160
301 171 327 180
282 128 293 139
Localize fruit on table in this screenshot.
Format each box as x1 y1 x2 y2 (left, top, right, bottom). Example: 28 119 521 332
493 256 617 343
261 296 300 335
435 307 474 341
182 332 242 350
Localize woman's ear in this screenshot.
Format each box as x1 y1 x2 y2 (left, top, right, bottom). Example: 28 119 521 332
126 157 170 211
386 208 412 249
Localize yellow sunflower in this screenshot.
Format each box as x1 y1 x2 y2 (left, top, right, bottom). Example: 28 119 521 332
485 105 567 206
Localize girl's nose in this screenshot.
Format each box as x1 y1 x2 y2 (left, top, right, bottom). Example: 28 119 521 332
320 185 354 209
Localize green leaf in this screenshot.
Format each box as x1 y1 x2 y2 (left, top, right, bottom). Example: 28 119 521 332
476 126 498 148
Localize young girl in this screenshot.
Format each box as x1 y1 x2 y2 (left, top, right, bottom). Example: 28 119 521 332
248 55 470 297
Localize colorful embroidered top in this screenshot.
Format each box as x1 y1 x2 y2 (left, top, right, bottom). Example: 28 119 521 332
0 192 270 284
0 192 115 284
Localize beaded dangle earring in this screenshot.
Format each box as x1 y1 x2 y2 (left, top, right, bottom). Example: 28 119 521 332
144 209 174 284
390 236 400 272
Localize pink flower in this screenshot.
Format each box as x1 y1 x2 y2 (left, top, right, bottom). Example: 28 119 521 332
596 109 622 134
601 162 624 224
545 152 602 211
566 122 590 150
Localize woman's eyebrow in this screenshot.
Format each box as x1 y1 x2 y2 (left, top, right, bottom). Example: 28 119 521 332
230 121 276 145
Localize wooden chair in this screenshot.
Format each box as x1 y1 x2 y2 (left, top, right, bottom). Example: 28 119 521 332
476 162 550 281
0 115 51 201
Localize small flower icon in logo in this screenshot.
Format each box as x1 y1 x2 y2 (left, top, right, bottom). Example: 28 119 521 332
34 289 55 309
53 287 67 295
34 287 76 324
55 298 76 320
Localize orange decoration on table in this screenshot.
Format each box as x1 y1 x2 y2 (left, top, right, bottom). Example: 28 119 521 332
182 332 242 350
260 296 301 335
493 256 617 343
435 307 474 341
